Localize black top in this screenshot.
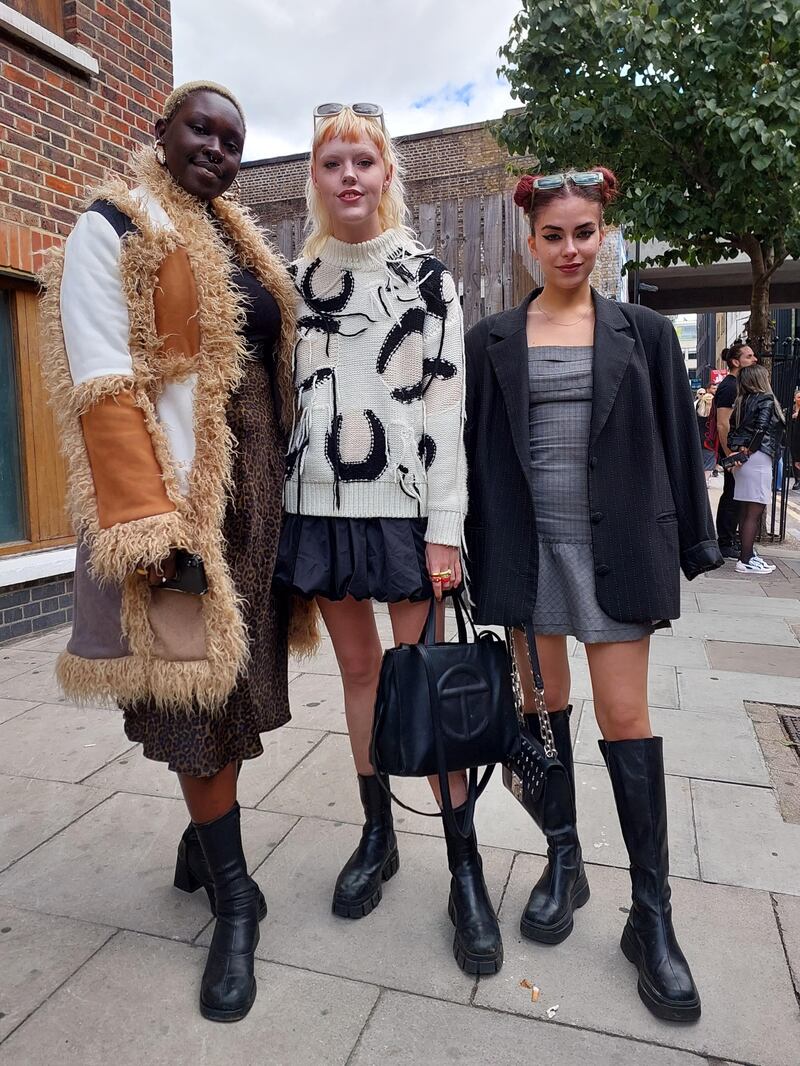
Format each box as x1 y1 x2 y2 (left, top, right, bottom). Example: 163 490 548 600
231 263 281 370
715 374 737 410
463 288 723 627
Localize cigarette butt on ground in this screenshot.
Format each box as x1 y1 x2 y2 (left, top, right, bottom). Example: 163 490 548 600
519 979 532 990
531 986 541 1003
547 1004 560 1019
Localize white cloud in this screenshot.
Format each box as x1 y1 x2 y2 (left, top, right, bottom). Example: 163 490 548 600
171 0 521 161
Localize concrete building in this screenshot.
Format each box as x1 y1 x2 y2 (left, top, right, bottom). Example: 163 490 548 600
0 0 173 642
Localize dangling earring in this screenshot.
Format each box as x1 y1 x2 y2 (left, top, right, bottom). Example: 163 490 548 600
154 140 166 166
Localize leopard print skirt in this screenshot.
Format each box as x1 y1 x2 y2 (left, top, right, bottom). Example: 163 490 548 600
123 358 291 776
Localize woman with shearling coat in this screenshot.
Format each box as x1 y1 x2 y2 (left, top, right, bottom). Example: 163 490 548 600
42 81 316 1023
464 168 722 1024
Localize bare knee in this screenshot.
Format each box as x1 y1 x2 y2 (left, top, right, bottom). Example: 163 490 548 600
595 700 651 740
337 649 382 690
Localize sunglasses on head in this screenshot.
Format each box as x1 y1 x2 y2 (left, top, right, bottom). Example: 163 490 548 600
532 171 604 190
313 102 385 131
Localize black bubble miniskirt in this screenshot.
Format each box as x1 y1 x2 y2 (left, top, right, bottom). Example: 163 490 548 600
274 514 433 603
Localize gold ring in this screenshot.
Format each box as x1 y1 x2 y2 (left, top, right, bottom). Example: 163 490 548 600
432 570 452 579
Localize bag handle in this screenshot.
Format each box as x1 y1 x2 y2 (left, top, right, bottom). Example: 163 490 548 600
505 621 556 759
420 588 473 646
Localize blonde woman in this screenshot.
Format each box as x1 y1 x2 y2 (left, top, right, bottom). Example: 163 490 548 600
729 364 785 573
695 388 716 481
274 104 502 975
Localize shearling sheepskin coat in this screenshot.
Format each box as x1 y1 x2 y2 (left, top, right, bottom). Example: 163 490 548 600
41 151 316 712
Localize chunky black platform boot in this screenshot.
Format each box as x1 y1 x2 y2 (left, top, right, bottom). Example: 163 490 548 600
332 773 399 919
444 805 503 975
174 823 267 920
194 803 261 1022
600 737 701 1023
520 706 589 943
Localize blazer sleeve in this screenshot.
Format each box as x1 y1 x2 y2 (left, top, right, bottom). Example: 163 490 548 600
652 317 723 579
421 268 467 547
59 209 183 582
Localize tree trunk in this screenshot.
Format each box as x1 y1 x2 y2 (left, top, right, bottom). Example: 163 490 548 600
749 267 773 363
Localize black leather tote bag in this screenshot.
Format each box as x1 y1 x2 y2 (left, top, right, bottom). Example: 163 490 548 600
371 591 520 837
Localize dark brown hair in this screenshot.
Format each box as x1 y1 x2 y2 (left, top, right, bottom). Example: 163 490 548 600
514 167 619 229
722 340 754 370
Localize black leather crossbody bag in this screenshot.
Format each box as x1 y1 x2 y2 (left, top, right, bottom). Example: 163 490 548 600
370 591 521 838
501 622 575 835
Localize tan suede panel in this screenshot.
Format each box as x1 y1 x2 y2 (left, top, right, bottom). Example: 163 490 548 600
153 247 201 365
81 390 175 528
148 587 207 661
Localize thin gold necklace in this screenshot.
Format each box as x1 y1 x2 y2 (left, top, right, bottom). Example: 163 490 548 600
533 297 593 327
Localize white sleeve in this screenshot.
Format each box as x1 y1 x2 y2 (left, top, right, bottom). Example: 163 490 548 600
60 210 134 386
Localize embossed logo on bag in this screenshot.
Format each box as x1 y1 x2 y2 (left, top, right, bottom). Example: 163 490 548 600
437 664 490 743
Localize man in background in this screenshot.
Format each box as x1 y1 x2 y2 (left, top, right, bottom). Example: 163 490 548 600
715 342 758 558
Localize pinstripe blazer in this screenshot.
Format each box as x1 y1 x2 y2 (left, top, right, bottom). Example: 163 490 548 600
463 289 723 627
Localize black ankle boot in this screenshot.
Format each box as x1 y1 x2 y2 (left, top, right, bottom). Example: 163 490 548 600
520 706 589 943
194 803 260 1022
174 823 268 921
599 738 701 1023
332 773 399 919
444 805 503 975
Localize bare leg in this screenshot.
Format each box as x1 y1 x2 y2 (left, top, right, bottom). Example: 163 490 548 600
512 629 571 712
387 599 467 808
179 761 238 823
317 596 383 775
585 636 651 740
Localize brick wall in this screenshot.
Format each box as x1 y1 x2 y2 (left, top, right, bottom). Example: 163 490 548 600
0 572 73 643
240 120 535 228
0 0 173 276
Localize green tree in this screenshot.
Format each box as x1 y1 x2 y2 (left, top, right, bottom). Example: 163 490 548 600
496 0 800 353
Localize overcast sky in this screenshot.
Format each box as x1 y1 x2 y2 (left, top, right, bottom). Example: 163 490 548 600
171 0 521 162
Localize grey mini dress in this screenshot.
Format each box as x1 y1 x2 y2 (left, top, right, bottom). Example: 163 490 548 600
529 345 652 644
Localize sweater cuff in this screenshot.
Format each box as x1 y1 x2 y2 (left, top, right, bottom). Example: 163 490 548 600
87 510 186 584
425 510 463 548
681 539 725 581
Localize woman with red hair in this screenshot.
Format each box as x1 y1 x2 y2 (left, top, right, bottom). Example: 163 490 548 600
464 168 722 1021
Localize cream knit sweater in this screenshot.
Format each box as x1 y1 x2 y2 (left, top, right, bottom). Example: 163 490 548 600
284 228 467 547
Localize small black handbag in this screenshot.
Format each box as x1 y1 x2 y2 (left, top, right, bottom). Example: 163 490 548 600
501 622 576 835
371 591 520 838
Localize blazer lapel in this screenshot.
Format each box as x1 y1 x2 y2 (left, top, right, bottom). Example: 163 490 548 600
487 294 536 497
589 291 636 448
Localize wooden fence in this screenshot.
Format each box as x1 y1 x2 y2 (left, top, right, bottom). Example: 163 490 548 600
271 194 543 334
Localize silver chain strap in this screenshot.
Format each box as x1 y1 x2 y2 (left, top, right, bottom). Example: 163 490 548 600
506 626 557 759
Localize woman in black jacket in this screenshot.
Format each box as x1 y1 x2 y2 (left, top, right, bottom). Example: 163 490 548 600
464 168 722 1024
729 365 785 574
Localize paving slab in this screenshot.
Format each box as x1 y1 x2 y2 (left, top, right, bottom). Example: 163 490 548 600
0 930 378 1066
83 727 325 809
693 780 800 896
239 816 512 1003
0 664 75 706
575 704 769 786
475 859 800 1066
0 792 297 939
0 704 133 783
687 576 767 597
696 593 800 618
0 903 113 1043
0 697 38 725
707 640 800 678
287 670 348 733
677 668 800 713
10 626 70 653
773 893 800 998
0 646 60 666
0 774 110 871
669 613 799 646
259 731 448 838
350 989 710 1066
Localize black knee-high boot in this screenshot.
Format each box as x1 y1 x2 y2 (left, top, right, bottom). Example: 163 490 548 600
599 738 701 1023
332 773 399 918
520 706 589 943
194 803 260 1022
444 805 503 975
